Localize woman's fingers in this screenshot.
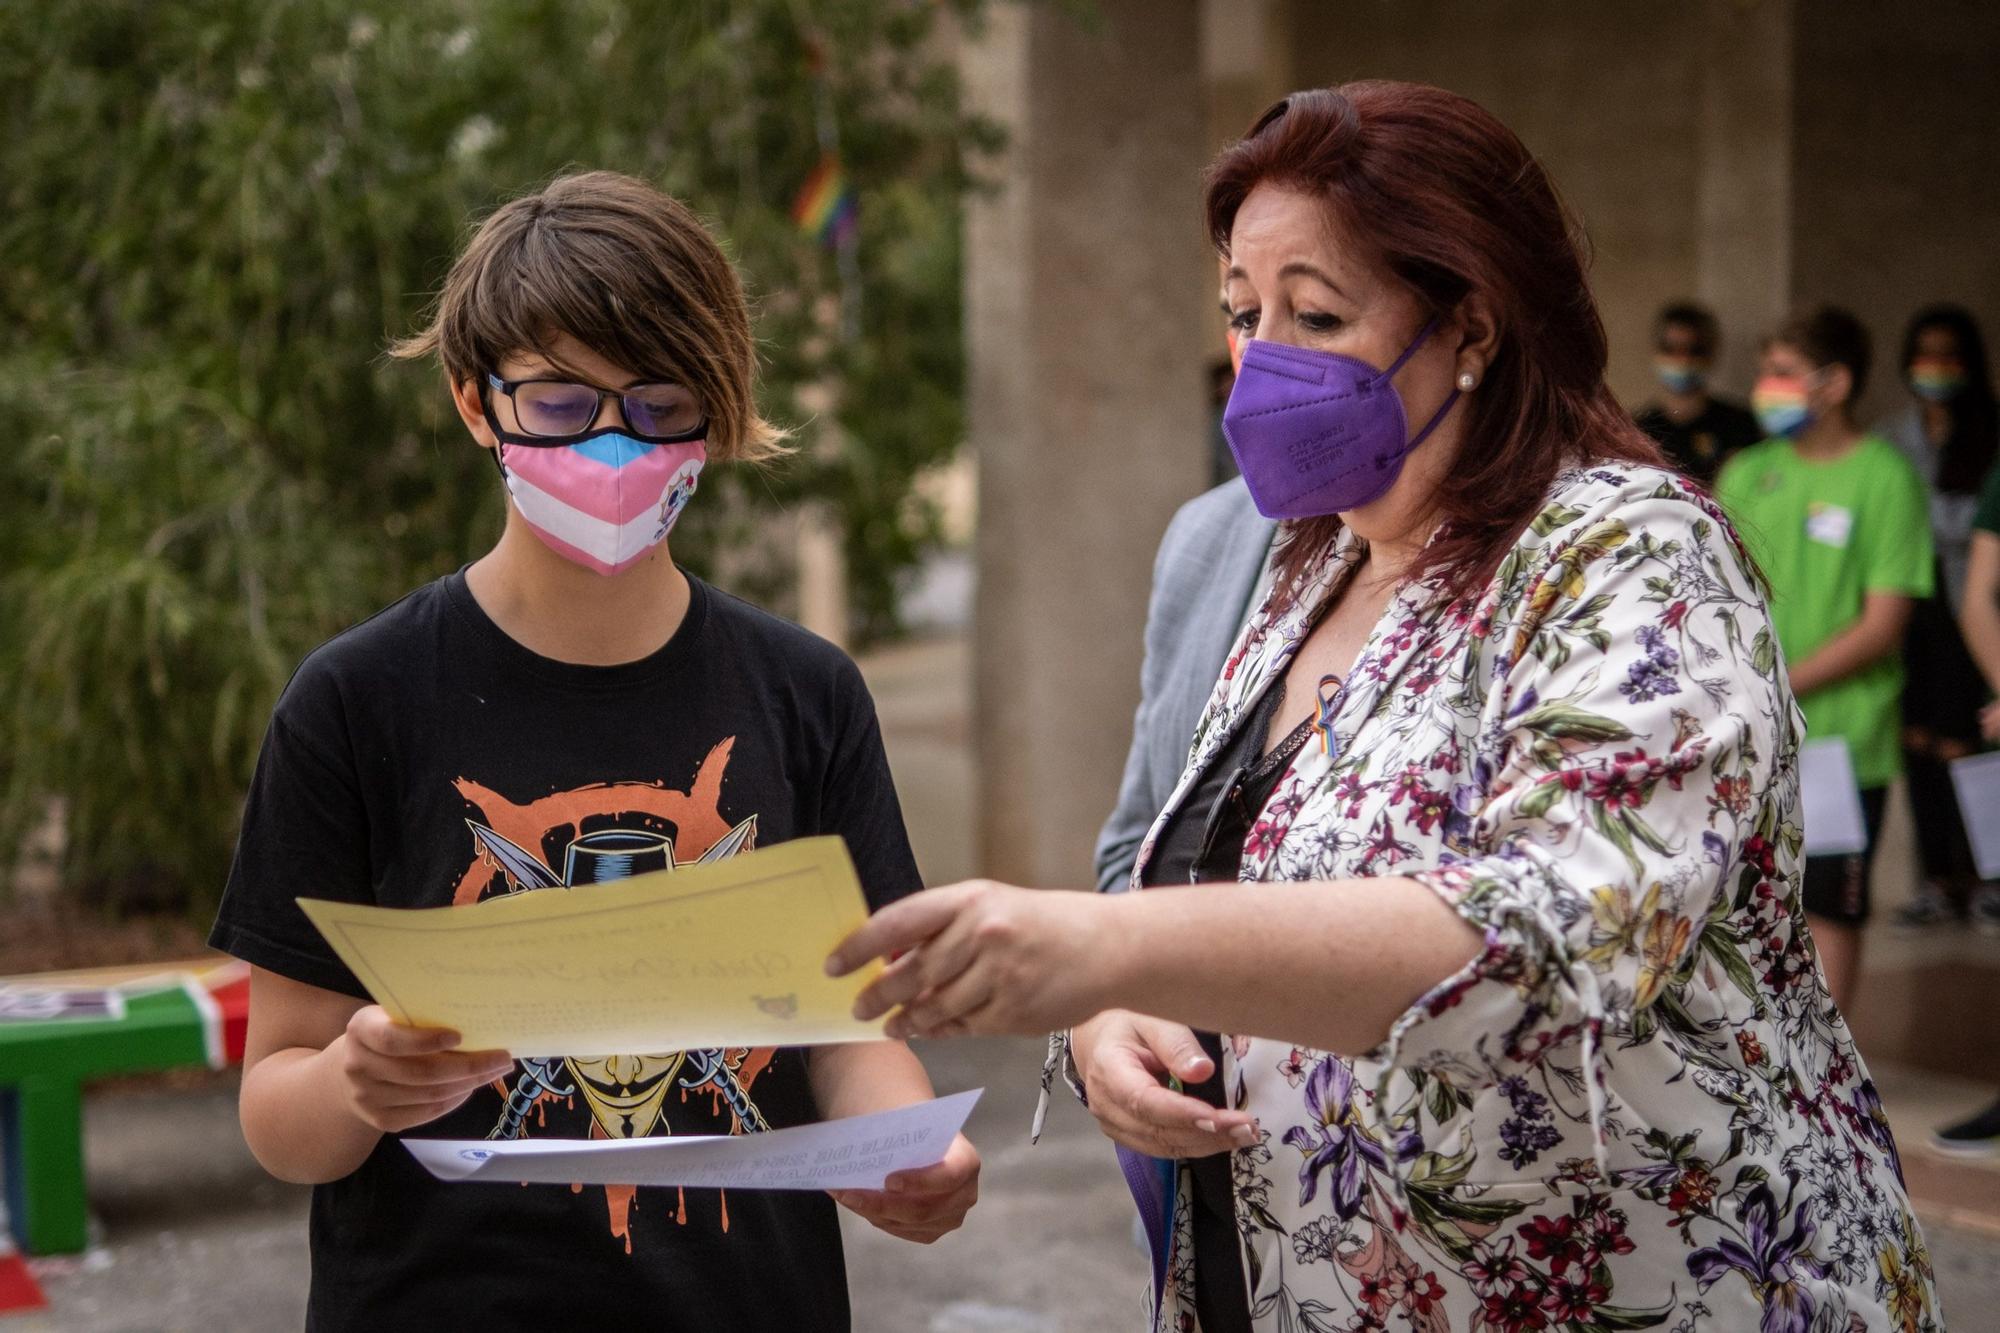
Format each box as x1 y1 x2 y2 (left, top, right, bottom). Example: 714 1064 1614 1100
1122 1080 1256 1145
1082 1026 1256 1157
888 924 996 1024
1098 1106 1244 1159
826 885 977 979
1129 1015 1216 1086
847 883 1011 1025
850 950 929 1022
851 909 984 1022
888 951 997 1038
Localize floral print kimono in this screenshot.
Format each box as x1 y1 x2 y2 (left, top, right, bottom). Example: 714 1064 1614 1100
1046 463 1940 1332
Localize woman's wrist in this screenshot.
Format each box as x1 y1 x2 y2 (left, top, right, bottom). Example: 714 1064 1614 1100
1087 889 1180 1021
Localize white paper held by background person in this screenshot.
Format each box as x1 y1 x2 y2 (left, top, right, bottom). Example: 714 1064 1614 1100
1950 750 2000 880
1799 737 1868 857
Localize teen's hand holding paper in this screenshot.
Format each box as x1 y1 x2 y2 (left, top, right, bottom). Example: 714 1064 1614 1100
267 834 980 1232
297 837 893 1056
240 973 512 1180
810 1042 979 1244
242 971 981 1246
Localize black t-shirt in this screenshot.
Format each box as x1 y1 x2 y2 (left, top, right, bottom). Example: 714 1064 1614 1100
1634 396 1763 486
1138 685 1306 1333
210 569 920 1332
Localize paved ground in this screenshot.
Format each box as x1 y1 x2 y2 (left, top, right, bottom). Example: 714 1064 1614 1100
14 632 2000 1330
23 1060 2000 1332
18 1035 1146 1333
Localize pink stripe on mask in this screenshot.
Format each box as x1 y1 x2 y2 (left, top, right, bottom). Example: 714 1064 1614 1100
502 438 707 528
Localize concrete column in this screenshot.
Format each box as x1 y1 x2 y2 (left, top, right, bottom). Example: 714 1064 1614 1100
964 2 1211 887
1202 0 1292 151
1278 0 1707 405
1694 0 1795 394
1790 0 2000 421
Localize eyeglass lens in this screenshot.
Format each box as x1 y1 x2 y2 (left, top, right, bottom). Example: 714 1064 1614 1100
509 381 702 439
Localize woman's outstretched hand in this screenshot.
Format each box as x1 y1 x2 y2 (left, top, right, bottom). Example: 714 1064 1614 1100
825 881 1109 1038
1070 1010 1258 1159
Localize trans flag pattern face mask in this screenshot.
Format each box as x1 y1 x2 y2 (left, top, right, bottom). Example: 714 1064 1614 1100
498 434 706 577
479 375 707 576
1220 317 1460 519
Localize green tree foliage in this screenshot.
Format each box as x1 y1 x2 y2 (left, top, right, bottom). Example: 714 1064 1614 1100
0 0 995 912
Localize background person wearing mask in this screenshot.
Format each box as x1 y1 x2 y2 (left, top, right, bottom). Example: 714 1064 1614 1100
1716 307 1934 1010
1634 300 1763 486
1884 305 2000 930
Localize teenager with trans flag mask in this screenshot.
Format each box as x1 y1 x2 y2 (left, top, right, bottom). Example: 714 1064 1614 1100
211 171 978 1332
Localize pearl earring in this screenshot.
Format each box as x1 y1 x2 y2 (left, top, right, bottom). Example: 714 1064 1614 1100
1457 371 1477 391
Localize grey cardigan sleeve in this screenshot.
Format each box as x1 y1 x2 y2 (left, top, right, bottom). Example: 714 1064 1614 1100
1091 507 1193 894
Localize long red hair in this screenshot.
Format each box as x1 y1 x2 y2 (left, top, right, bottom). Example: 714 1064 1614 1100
1204 82 1663 604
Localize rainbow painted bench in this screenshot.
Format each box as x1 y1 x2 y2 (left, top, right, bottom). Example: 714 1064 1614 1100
0 957 248 1255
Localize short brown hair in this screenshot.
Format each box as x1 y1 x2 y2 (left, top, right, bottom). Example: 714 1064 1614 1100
1771 305 1871 403
393 170 788 463
1656 301 1720 357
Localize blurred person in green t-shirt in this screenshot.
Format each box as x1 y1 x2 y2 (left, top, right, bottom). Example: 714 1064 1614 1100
1716 307 1934 1010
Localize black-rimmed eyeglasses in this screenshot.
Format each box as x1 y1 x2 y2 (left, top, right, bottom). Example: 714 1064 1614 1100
482 373 708 445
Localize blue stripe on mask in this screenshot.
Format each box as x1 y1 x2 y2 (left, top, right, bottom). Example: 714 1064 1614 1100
567 433 658 469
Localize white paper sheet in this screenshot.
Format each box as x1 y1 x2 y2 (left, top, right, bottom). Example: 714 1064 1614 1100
403 1089 982 1192
1799 737 1868 856
0 986 127 1024
1950 751 2000 880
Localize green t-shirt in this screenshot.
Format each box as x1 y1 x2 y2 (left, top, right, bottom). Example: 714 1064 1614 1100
1716 434 1934 787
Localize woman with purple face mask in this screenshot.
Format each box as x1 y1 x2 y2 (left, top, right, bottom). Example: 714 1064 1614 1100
829 83 1939 1333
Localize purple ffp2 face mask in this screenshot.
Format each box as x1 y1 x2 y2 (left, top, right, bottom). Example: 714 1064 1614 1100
1221 318 1460 519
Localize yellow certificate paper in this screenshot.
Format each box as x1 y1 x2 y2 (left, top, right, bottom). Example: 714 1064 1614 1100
297 837 884 1056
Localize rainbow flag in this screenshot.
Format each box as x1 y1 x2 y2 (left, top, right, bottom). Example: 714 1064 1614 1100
791 156 858 250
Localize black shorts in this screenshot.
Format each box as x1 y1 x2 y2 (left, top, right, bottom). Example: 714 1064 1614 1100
1901 588 1988 744
1800 786 1889 926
